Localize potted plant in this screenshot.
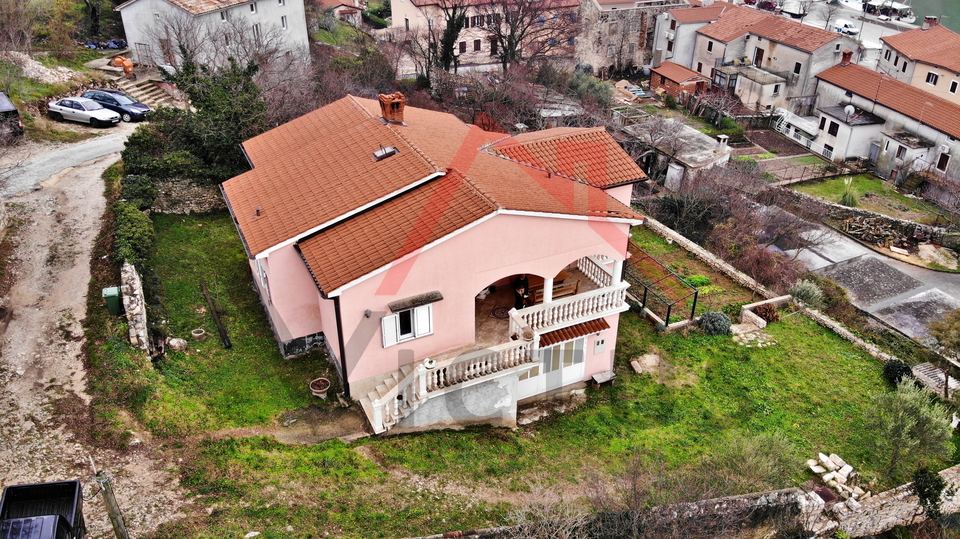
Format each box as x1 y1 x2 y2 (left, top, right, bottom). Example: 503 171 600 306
310 377 331 399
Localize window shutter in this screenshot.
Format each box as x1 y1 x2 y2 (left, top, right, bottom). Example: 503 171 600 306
382 314 399 347
414 304 433 337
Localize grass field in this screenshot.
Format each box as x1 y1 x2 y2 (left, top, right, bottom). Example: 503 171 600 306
89 211 958 538
792 174 944 224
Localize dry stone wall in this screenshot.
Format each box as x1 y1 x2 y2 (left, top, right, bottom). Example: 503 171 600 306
120 261 148 351
152 179 225 214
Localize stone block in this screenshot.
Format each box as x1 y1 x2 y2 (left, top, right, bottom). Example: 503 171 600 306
806 459 819 467
810 465 827 474
838 464 853 479
823 472 836 482
820 453 839 471
630 360 642 373
168 338 188 351
846 498 862 512
830 454 847 469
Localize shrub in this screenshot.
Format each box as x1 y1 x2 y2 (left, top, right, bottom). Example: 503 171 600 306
685 275 711 287
883 359 915 387
722 301 750 318
120 175 158 211
839 187 858 207
664 94 677 109
699 311 731 336
113 202 155 266
789 279 822 306
753 303 780 323
362 11 388 29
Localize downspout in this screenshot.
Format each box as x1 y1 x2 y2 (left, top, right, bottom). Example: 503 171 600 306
333 296 350 399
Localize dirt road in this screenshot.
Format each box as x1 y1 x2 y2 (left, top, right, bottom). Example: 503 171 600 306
0 128 187 538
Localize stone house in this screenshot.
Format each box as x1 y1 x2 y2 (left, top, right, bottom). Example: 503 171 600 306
575 0 692 77
689 5 859 112
220 93 648 434
877 17 960 106
650 60 710 101
650 0 735 71
815 51 960 190
116 0 310 66
317 0 363 26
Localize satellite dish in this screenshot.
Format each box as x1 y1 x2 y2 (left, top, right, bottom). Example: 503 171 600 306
844 104 856 117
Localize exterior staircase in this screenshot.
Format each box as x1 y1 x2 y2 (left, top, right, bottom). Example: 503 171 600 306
111 77 178 110
913 362 960 398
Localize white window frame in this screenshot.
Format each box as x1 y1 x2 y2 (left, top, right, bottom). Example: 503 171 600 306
252 23 262 40
279 0 285 4
220 10 228 21
254 259 271 303
772 83 781 95
250 2 258 13
926 71 939 85
381 304 433 347
951 80 959 94
281 15 288 29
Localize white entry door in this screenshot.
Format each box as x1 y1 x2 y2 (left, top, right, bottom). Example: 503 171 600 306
517 337 586 400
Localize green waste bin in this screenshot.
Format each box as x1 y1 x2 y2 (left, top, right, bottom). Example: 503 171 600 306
102 287 122 316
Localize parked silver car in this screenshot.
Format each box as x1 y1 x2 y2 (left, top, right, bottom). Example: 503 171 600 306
48 97 121 127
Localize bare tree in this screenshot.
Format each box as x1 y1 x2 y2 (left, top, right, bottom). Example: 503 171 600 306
0 0 40 52
606 11 643 77
477 0 579 70
818 1 843 30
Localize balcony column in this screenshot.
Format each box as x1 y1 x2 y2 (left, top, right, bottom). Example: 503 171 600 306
612 259 624 285
542 278 553 303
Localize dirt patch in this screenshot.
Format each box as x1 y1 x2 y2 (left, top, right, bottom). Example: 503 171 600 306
199 405 373 445
745 129 808 156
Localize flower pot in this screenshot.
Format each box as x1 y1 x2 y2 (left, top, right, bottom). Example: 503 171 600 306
310 377 331 399
191 328 206 341
522 329 535 342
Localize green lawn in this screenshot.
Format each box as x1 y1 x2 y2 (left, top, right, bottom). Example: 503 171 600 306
93 211 955 538
792 174 944 224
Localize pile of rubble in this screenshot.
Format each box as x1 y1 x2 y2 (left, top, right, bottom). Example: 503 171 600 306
807 453 872 516
841 216 917 249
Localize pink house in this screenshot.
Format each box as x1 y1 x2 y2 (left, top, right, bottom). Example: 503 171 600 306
221 93 647 434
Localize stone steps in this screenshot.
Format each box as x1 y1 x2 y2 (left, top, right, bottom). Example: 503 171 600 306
912 362 960 397
113 77 178 110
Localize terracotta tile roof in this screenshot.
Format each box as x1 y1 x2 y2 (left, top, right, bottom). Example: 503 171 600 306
116 0 248 15
652 61 711 84
816 62 960 140
669 1 735 23
539 318 610 347
486 127 648 188
222 96 439 256
881 24 960 74
298 169 497 292
225 95 644 292
698 6 841 51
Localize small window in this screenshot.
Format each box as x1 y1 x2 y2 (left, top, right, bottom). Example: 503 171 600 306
828 121 839 136
896 145 906 160
405 17 409 31
670 19 676 30
252 23 262 40
938 152 950 171
220 10 227 21
250 2 257 13
381 304 434 347
926 72 939 85
667 40 674 52
819 117 826 130
697 62 703 73
894 55 899 67
281 15 287 29
835 43 840 51
224 34 230 45
884 49 891 61
459 41 466 53
567 36 574 46
773 83 781 95
538 15 545 26
474 39 481 51
491 37 498 55
279 0 284 4
951 80 959 94
707 41 713 52
884 140 890 152
428 18 434 26
794 61 801 75
902 62 907 73
627 43 635 54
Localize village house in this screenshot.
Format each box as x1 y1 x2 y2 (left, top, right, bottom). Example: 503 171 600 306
575 0 692 77
877 17 960 106
687 5 859 113
116 0 310 66
649 60 711 101
650 0 735 71
220 93 647 434
390 0 577 71
813 51 960 202
317 0 363 26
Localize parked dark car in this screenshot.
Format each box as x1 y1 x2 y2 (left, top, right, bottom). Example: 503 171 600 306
0 92 24 139
80 89 152 122
758 0 776 10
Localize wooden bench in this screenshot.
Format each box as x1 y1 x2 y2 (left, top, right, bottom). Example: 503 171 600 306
532 279 579 304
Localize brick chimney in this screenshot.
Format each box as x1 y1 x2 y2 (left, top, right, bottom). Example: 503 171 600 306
378 92 406 124
840 49 853 66
922 16 938 29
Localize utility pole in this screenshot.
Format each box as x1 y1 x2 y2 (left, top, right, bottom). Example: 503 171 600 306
90 456 132 539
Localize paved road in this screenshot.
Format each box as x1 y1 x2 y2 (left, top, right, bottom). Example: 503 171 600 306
0 125 135 198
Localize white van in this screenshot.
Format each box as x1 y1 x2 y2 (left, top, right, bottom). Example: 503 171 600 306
835 19 860 34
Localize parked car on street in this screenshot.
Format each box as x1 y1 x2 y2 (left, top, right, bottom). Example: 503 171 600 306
47 97 120 127
0 92 24 139
81 89 152 122
834 19 860 34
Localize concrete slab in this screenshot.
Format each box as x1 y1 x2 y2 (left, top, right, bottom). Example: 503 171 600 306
874 288 960 341
822 256 923 307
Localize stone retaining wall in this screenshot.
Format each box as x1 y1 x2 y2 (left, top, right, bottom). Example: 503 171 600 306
120 262 148 350
740 295 793 328
152 178 225 214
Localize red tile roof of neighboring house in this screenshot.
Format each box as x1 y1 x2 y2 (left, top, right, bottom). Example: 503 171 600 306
298 169 498 292
881 24 960 74
539 318 610 346
669 1 735 23
698 6 840 52
816 61 960 140
116 0 249 15
223 95 644 292
652 61 711 84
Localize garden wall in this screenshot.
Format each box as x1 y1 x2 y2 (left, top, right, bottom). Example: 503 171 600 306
152 178 225 214
120 261 148 351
